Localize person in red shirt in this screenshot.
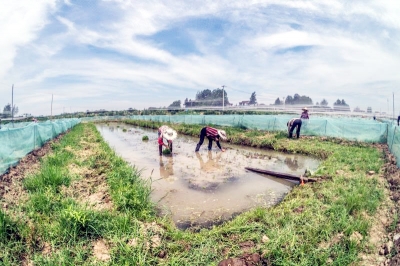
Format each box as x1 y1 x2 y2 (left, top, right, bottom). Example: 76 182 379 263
158 136 169 156
158 125 177 156
195 126 227 152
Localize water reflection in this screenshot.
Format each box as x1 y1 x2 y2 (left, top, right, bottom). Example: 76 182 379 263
284 157 302 171
96 123 321 229
196 151 222 172
159 156 174 180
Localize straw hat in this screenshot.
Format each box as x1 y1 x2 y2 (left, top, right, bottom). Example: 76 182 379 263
217 130 227 140
162 128 177 141
302 107 308 111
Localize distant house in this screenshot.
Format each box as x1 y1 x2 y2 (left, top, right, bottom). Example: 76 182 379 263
367 107 372 113
239 101 250 106
353 107 365 113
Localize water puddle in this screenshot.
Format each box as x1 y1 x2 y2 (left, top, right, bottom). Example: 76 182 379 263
96 123 320 229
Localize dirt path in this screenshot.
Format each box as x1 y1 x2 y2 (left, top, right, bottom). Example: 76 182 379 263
381 145 400 266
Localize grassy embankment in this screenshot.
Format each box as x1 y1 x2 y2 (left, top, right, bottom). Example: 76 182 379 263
1 121 391 265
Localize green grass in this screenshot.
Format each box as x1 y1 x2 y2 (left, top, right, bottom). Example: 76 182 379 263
121 119 389 265
0 121 391 265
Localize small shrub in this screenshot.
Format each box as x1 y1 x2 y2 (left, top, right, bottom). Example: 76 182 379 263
142 135 149 141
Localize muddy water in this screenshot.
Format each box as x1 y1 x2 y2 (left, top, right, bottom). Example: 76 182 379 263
97 123 320 229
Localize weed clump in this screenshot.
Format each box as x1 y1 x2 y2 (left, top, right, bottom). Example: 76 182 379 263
122 128 127 132
142 135 149 141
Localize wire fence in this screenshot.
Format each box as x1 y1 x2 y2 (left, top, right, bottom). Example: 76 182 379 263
0 119 81 175
2 114 398 176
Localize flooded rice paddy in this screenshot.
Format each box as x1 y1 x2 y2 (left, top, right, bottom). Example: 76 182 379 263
97 123 321 229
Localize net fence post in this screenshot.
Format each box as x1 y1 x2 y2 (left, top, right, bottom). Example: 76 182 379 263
390 127 397 151
325 120 328 135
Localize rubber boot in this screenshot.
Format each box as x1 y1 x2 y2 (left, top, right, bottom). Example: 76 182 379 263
195 144 200 152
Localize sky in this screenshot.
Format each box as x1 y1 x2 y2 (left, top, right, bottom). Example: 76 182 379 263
1 0 400 116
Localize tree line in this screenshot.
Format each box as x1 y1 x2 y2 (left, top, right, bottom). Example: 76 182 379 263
167 90 352 111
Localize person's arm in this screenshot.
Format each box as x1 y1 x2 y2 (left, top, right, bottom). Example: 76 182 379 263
215 140 225 152
287 120 292 132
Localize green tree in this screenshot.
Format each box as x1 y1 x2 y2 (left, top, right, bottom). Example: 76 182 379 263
168 100 181 109
2 103 18 118
320 99 328 106
333 99 350 112
285 96 293 105
284 94 312 105
191 88 230 107
249 92 257 105
274 97 282 105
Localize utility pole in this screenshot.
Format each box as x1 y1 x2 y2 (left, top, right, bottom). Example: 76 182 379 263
393 92 395 124
51 94 53 120
11 84 14 126
388 98 389 117
221 85 226 111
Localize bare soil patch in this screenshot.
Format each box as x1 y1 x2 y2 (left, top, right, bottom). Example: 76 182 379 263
93 239 111 262
380 144 400 266
61 126 114 211
61 170 113 211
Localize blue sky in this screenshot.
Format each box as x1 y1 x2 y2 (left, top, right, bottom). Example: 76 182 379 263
1 0 400 116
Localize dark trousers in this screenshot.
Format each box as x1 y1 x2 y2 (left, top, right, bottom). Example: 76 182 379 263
159 142 172 155
195 127 213 151
158 131 173 155
289 119 302 138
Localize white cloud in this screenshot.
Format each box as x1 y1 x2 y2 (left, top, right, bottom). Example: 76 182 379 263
1 0 400 115
0 0 56 78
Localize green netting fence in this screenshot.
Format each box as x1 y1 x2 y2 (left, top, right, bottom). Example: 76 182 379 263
82 114 400 167
0 119 80 175
2 115 394 170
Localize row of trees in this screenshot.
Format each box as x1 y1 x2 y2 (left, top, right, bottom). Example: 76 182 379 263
168 90 351 111
274 94 314 105
169 90 258 109
273 94 350 111
183 88 230 108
